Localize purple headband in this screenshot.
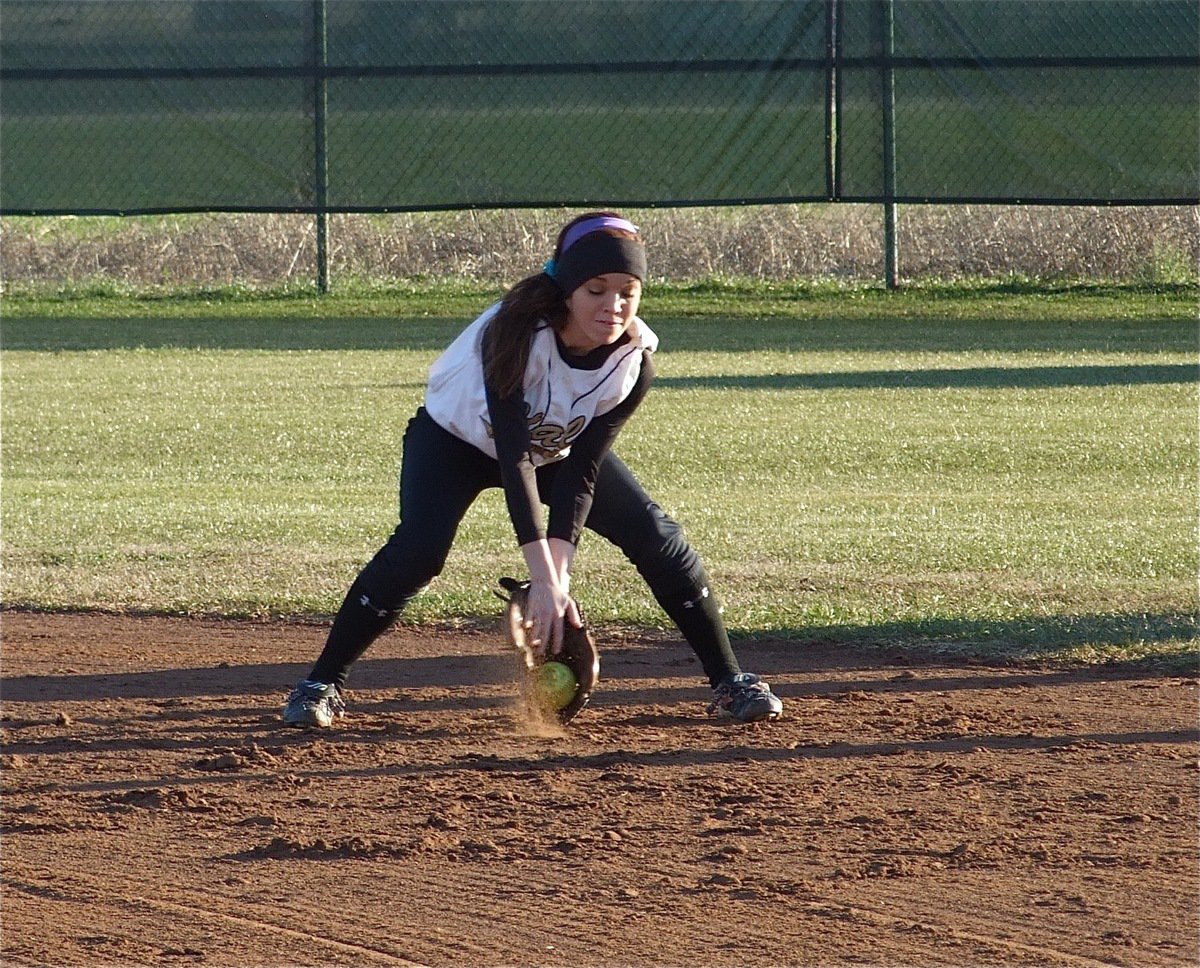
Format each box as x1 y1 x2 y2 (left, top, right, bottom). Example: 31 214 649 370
559 216 639 256
544 215 646 294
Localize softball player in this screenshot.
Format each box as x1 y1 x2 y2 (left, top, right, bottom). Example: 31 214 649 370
284 213 783 727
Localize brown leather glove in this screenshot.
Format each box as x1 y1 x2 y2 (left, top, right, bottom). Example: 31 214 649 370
497 576 599 724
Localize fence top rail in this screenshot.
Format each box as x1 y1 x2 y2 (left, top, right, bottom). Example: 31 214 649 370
4 53 1197 82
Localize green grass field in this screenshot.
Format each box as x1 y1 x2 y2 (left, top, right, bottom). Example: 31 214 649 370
2 282 1197 667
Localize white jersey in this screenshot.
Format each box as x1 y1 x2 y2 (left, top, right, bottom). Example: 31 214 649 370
424 304 658 465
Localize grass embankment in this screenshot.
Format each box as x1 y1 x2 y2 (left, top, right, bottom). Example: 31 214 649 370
2 282 1196 667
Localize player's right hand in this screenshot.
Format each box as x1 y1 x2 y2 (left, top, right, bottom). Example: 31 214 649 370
523 579 581 656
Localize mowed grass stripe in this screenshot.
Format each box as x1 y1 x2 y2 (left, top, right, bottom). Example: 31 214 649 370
1 300 1195 665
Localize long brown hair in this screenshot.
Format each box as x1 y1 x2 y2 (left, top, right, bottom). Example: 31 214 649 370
482 211 636 399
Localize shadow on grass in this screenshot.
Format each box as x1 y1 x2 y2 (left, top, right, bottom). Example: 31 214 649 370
658 362 1197 391
0 317 465 352
748 608 1200 670
3 313 1196 355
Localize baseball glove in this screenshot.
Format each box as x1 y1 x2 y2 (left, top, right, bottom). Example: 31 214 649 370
496 576 599 724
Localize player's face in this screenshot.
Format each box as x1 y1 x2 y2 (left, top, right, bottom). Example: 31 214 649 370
561 273 642 353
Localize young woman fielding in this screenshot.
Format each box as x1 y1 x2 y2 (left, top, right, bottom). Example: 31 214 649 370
284 213 783 727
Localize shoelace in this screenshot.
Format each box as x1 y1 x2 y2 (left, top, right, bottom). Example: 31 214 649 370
707 686 737 714
312 690 345 713
293 684 344 713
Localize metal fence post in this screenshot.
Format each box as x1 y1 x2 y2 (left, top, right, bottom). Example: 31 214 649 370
880 0 899 289
314 0 330 293
825 0 838 200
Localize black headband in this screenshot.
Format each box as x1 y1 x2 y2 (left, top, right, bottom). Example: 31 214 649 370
550 233 647 295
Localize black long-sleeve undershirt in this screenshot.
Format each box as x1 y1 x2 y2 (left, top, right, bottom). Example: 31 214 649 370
485 347 655 546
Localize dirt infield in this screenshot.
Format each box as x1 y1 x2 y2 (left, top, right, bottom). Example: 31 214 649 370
2 611 1197 968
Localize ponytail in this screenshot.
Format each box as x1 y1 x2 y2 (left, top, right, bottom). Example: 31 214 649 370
482 272 566 399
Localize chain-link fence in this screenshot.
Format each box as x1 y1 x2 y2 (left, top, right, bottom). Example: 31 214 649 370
1 1 1196 286
3 0 1195 214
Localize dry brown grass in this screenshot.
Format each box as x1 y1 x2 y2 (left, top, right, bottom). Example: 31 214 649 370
2 204 1196 290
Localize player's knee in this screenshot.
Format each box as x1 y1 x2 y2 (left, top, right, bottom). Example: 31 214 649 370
359 539 450 610
621 505 703 589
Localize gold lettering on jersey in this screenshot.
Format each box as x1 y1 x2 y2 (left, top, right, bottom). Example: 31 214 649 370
528 415 587 459
481 408 587 461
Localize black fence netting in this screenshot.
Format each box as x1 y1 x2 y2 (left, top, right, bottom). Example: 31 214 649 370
1 0 1196 216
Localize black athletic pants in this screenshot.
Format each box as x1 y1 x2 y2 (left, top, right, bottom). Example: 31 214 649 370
308 408 740 689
